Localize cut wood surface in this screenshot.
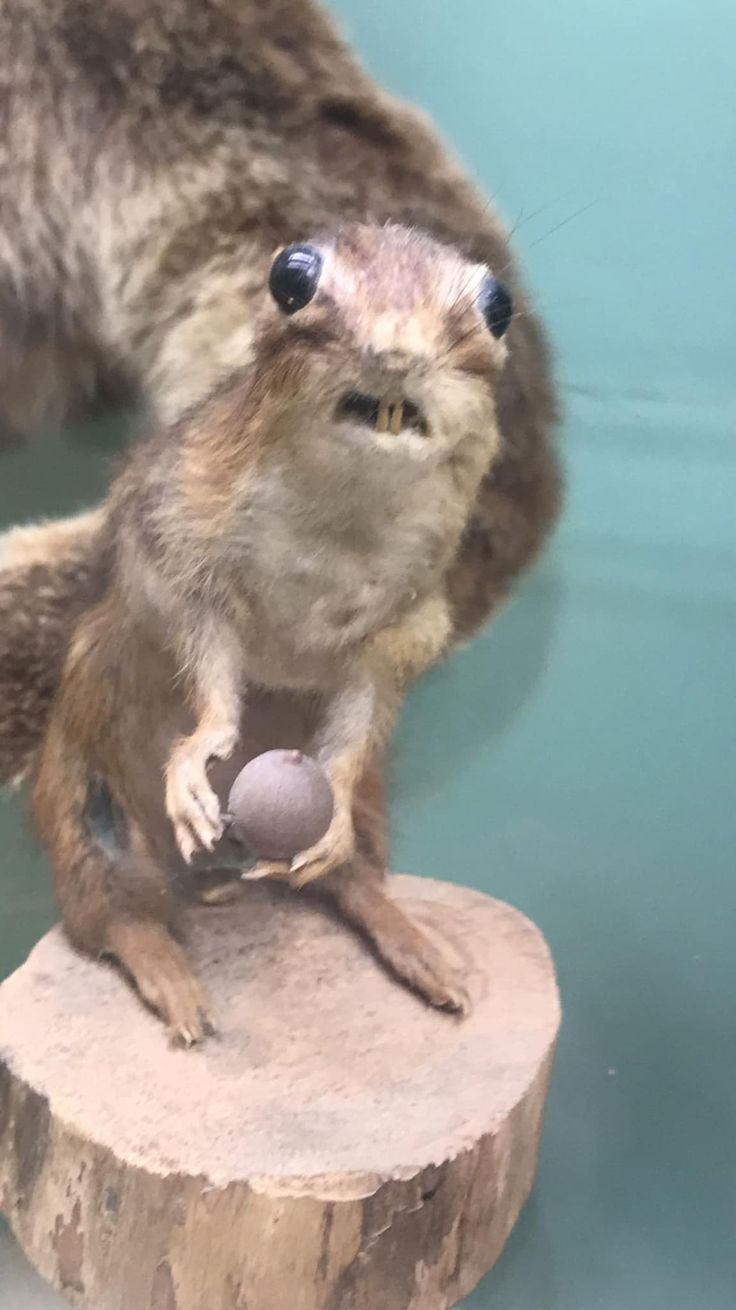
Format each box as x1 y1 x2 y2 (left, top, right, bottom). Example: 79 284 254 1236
0 876 560 1310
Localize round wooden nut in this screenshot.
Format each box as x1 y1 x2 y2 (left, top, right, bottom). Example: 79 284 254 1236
227 749 334 860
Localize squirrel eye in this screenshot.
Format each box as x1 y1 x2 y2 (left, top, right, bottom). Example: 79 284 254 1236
269 244 323 315
478 274 513 339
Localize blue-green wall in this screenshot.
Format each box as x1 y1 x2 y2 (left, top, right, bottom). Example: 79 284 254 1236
329 3 736 1306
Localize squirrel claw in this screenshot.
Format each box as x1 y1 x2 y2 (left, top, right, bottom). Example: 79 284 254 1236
288 818 354 887
165 744 224 861
241 859 291 882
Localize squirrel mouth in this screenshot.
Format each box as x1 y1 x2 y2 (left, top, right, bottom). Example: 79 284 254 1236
337 391 428 436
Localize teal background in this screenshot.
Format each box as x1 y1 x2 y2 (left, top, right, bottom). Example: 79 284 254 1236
1 0 735 1305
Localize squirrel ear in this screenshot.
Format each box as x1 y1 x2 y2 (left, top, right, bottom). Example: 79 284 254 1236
269 244 323 315
478 275 513 339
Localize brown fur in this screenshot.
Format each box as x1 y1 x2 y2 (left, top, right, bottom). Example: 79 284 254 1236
0 0 561 1033
0 0 560 742
33 223 517 1037
0 512 108 785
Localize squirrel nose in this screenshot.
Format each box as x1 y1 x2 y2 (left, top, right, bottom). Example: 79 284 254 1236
377 349 414 374
363 347 425 382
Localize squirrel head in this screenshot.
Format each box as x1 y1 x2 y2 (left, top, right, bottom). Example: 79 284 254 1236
165 224 515 536
242 222 512 467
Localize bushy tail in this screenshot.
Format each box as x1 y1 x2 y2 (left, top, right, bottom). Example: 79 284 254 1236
0 509 106 785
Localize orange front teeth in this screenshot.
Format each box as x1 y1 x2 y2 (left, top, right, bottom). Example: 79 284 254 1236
376 398 405 434
389 400 404 435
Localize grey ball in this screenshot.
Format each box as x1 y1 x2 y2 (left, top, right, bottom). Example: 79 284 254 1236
227 750 334 861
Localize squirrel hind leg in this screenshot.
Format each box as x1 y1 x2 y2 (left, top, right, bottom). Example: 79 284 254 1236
106 918 215 1047
194 867 245 905
321 861 471 1017
54 786 214 1046
316 759 471 1015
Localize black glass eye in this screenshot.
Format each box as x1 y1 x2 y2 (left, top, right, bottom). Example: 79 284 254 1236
478 275 513 339
269 243 323 315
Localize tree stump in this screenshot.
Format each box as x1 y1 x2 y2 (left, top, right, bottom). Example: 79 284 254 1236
0 876 560 1310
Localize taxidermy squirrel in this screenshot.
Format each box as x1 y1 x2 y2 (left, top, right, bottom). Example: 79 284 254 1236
0 0 562 1039
35 223 522 1041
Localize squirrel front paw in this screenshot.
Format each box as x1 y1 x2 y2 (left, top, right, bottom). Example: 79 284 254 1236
243 809 355 888
288 808 355 888
165 727 236 862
